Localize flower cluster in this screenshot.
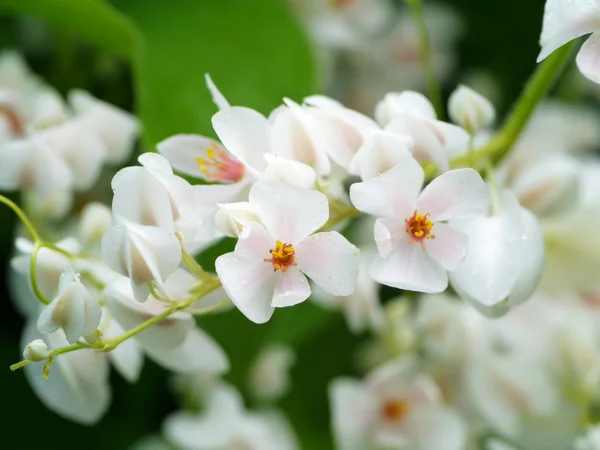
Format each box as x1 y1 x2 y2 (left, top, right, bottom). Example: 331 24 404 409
3 0 600 448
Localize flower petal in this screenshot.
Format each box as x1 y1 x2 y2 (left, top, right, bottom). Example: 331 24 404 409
349 158 423 218
404 406 467 450
577 33 600 84
103 316 143 383
295 231 360 296
215 252 276 324
417 168 490 222
262 153 317 189
271 267 311 307
349 131 414 181
144 327 229 374
425 223 469 271
205 73 230 110
235 221 275 261
374 217 405 258
249 181 328 244
449 190 524 310
370 235 448 293
537 0 600 62
157 133 229 179
211 106 270 176
329 378 377 450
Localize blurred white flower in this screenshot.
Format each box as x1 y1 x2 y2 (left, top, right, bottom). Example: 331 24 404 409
249 343 296 403
164 382 298 450
448 84 496 134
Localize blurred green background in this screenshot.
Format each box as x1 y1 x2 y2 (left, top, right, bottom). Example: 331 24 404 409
0 0 560 448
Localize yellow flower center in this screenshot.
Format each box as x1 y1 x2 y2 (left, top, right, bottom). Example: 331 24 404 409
264 240 297 272
381 398 410 422
405 210 435 248
195 144 245 183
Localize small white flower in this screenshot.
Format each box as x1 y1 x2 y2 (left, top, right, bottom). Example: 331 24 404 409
349 130 414 180
249 344 296 402
449 190 545 317
537 0 600 84
37 268 102 343
164 382 298 450
448 84 495 133
350 154 490 293
23 338 50 361
329 358 467 450
215 201 261 238
216 181 360 324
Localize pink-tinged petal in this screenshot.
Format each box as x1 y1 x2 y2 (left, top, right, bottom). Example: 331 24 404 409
103 317 143 383
349 159 423 219
144 327 229 375
295 232 360 296
235 222 275 261
425 223 469 271
449 190 524 311
205 73 230 110
349 131 414 181
103 277 193 349
272 267 311 307
22 321 111 425
374 218 405 258
577 33 600 84
249 181 328 244
211 106 270 176
417 168 490 222
329 378 377 450
215 252 276 324
403 406 467 450
538 0 600 62
157 134 218 177
370 235 448 293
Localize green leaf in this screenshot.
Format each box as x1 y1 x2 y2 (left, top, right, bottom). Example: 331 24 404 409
113 0 317 147
0 0 139 58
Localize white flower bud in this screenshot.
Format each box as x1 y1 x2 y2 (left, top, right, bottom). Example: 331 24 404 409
79 202 113 247
215 202 261 237
37 268 102 343
23 339 50 361
374 91 437 126
448 84 495 133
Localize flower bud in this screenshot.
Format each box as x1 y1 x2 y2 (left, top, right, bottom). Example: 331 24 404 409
79 202 113 247
374 91 437 126
448 84 495 133
23 338 50 361
37 268 102 343
215 202 261 237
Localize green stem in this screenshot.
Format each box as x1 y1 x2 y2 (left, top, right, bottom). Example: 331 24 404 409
0 194 40 242
406 0 444 119
30 241 52 305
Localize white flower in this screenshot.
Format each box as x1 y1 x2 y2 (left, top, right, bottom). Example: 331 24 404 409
574 426 600 450
449 190 545 317
350 155 490 293
101 218 181 302
21 320 111 425
37 268 102 343
249 344 296 403
68 89 139 163
103 270 229 375
164 382 298 450
215 181 360 323
214 201 261 238
537 0 600 84
23 338 50 361
448 84 495 133
329 358 467 450
377 91 470 171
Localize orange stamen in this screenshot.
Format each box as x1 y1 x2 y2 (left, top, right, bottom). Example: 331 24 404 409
264 240 297 272
405 210 435 248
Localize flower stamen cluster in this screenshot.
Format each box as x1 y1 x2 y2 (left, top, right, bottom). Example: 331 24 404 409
264 240 297 272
